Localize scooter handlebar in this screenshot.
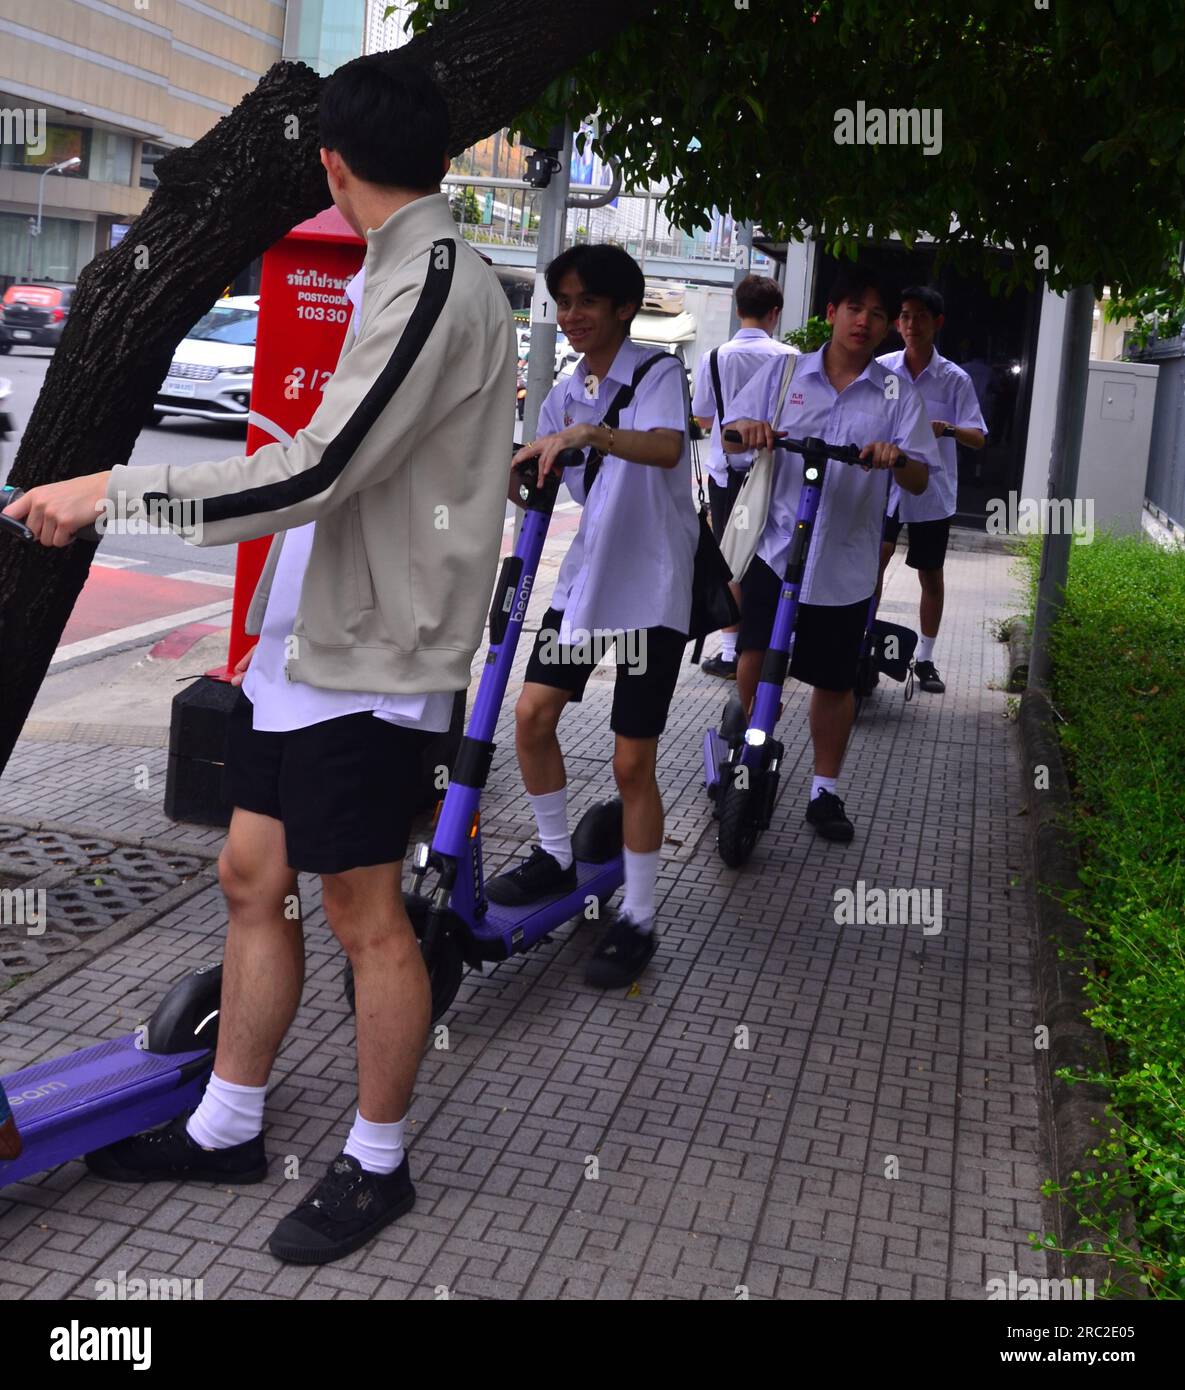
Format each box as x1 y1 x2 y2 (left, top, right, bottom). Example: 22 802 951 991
721 428 903 468
0 485 103 545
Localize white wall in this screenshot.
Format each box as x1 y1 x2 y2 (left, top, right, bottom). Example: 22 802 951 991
781 236 816 333
1020 286 1069 502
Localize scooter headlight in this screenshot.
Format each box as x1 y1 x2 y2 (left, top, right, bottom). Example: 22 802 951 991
412 841 430 870
744 728 767 748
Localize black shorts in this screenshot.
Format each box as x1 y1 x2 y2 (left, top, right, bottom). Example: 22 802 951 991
883 512 951 570
221 691 435 874
523 607 686 738
736 557 870 692
708 471 746 544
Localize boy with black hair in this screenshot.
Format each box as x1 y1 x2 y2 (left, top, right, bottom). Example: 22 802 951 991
491 243 698 989
876 285 986 693
6 57 517 1264
724 266 940 843
692 273 794 679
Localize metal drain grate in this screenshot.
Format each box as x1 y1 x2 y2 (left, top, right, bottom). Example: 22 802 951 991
0 827 207 981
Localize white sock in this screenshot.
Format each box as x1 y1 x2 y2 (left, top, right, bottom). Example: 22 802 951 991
622 847 660 933
529 787 572 869
343 1110 406 1175
811 775 838 802
187 1073 267 1150
719 631 738 662
916 635 936 663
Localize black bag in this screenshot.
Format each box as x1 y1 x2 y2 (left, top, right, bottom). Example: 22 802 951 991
686 425 740 656
869 618 918 681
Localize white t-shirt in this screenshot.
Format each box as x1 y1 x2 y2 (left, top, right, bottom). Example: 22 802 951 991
241 267 456 734
691 327 795 485
541 338 699 640
726 346 941 606
875 347 987 522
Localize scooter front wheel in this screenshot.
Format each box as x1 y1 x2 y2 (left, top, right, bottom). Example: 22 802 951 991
341 895 464 1024
717 776 761 869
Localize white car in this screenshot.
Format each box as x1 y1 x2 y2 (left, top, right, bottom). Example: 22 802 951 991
153 295 259 427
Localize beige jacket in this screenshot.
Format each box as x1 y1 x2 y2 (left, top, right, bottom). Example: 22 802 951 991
105 193 516 694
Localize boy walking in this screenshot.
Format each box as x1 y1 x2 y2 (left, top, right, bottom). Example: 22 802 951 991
691 273 793 678
875 286 986 692
491 244 698 989
724 267 939 844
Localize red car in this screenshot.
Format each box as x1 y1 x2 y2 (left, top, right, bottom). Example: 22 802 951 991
0 282 75 353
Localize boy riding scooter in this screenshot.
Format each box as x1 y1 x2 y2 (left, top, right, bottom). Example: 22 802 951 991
724 266 940 844
492 244 698 989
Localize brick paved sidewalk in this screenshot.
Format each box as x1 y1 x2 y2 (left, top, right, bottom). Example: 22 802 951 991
0 532 1048 1300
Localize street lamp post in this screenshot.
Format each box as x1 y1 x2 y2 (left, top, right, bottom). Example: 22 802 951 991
25 156 82 279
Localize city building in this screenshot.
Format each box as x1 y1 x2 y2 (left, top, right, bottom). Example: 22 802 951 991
0 0 287 289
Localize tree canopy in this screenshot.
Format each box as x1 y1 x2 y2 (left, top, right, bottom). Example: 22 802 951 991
464 0 1185 295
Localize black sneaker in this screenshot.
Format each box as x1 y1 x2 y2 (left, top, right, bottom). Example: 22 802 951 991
701 653 738 680
486 845 577 905
85 1112 268 1185
268 1152 415 1265
805 789 855 844
584 911 658 989
913 660 946 693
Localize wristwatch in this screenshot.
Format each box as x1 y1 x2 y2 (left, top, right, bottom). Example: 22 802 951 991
942 424 957 438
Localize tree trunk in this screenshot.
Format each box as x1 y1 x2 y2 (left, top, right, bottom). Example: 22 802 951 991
0 0 647 779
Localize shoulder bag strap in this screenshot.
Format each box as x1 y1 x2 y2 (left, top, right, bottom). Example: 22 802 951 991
583 351 671 494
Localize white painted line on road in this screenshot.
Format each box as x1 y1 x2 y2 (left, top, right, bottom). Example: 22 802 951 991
92 553 148 570
51 600 234 667
166 569 236 588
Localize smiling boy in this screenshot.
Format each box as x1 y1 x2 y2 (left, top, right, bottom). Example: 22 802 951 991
493 244 698 988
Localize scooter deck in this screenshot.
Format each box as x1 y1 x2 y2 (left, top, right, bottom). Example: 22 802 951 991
473 857 624 957
703 728 731 796
0 1036 212 1188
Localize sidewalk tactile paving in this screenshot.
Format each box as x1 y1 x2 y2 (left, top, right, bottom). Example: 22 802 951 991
0 540 1047 1299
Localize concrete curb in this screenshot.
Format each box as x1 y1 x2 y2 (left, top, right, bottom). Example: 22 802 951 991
1007 616 1032 693
1018 689 1144 1297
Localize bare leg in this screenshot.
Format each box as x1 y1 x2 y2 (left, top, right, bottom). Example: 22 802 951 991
737 648 763 713
875 539 895 607
720 579 742 637
322 863 427 1123
809 686 856 778
514 682 571 795
612 734 662 852
918 566 945 640
214 808 303 1087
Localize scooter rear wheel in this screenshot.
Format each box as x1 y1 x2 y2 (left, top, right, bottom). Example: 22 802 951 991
717 776 761 869
341 895 464 1024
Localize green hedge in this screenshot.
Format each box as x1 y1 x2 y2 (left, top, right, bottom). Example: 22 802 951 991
1020 534 1185 1298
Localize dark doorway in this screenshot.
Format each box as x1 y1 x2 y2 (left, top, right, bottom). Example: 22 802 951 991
811 244 1042 527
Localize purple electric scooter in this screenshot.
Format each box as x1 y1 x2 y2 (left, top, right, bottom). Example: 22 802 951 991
702 432 907 867
343 450 624 1023
0 488 223 1190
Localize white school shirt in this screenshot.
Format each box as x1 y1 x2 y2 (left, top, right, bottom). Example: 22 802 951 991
875 347 987 522
541 338 699 640
690 327 795 485
242 267 455 733
726 346 941 607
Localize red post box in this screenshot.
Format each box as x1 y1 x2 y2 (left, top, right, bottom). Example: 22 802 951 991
167 206 364 825
209 205 366 679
